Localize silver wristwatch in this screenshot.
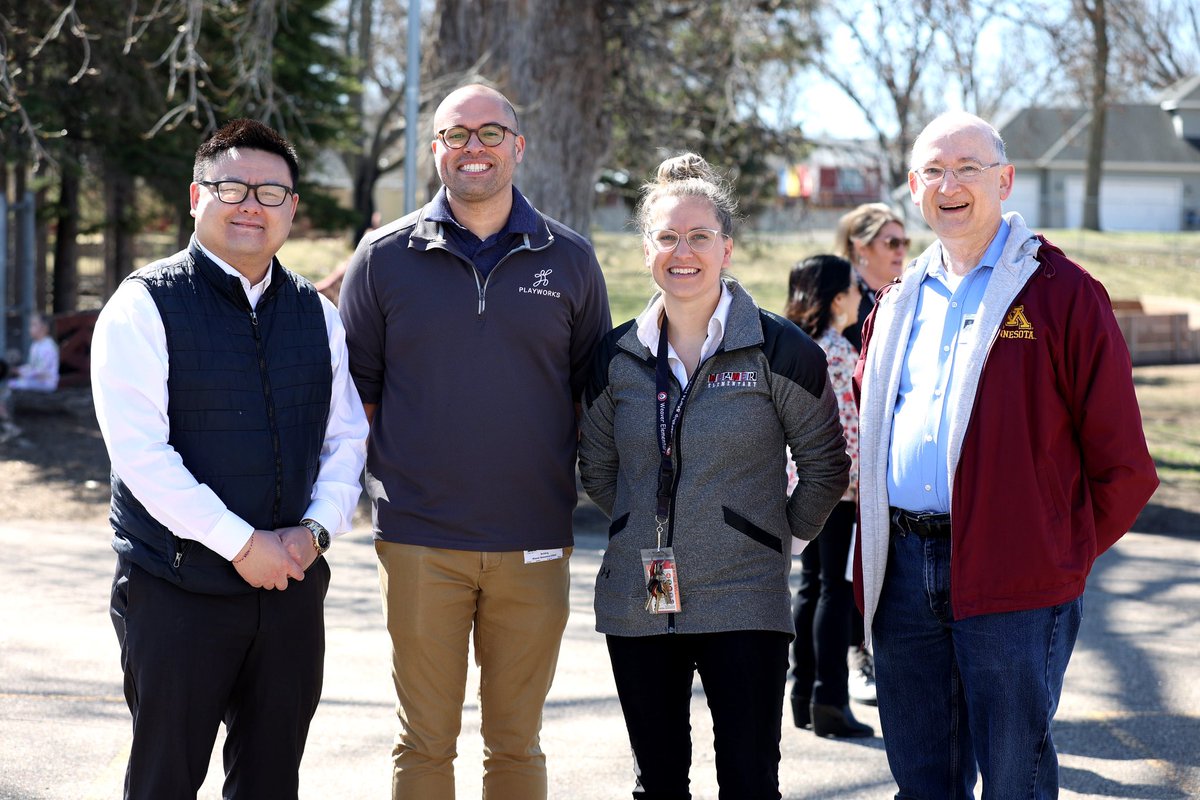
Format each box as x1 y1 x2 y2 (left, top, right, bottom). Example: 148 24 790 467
300 518 331 555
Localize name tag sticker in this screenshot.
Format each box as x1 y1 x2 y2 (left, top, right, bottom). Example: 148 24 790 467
524 548 564 564
958 314 978 346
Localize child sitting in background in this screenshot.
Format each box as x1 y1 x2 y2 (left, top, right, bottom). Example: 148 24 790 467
9 314 59 392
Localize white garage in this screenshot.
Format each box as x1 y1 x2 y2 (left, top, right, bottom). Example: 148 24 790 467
1064 175 1183 231
1003 174 1042 228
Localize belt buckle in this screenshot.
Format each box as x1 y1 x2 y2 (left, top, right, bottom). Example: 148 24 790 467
911 511 937 535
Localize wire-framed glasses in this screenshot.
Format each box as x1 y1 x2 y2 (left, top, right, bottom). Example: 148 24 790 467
914 162 1003 185
645 228 728 253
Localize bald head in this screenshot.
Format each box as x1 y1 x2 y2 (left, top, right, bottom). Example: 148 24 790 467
910 112 1006 170
434 84 520 133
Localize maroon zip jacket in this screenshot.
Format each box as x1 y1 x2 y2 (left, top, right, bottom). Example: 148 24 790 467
854 231 1159 622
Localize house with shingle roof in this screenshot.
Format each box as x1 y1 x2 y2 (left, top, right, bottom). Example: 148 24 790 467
997 75 1200 231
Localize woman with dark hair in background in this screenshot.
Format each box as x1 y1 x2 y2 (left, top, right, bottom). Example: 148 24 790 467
784 255 874 738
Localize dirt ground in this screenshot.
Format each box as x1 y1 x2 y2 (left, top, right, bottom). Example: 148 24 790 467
3 364 1198 537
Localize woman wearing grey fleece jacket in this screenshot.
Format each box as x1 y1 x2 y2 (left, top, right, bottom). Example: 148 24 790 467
578 154 849 800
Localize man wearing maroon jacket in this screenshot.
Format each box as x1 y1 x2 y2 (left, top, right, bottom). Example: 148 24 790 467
854 111 1158 799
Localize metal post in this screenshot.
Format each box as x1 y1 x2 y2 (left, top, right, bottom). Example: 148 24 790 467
0 193 7 360
403 0 421 214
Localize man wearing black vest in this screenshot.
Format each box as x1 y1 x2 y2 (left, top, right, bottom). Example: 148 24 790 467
91 119 368 800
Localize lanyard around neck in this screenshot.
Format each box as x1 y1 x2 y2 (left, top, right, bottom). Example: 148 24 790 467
654 316 698 522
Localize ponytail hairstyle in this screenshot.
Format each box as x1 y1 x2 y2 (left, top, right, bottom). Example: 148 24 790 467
784 254 854 338
634 152 738 237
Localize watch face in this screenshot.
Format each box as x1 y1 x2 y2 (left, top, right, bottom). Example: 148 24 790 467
317 529 331 551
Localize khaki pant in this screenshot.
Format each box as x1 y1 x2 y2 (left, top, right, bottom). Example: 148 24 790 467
376 541 572 800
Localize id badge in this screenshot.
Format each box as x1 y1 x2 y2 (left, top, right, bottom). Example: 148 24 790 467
640 547 681 614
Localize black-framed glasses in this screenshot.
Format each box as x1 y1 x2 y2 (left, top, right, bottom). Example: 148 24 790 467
646 228 728 253
914 162 1003 185
198 180 294 207
880 236 911 251
436 123 519 149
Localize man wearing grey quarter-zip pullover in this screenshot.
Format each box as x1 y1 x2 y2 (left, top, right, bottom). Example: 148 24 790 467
339 84 610 800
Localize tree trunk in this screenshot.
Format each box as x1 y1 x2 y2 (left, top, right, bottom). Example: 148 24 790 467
176 202 192 251
1082 0 1108 231
14 164 33 320
52 164 81 313
430 0 610 234
353 162 379 242
103 165 137 298
35 185 51 313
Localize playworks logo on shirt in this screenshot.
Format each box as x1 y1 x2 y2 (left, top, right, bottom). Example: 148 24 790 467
518 268 562 298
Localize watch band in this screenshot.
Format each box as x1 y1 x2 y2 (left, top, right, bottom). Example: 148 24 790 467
300 518 331 554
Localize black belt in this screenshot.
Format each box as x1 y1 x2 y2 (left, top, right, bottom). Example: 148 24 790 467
890 507 952 538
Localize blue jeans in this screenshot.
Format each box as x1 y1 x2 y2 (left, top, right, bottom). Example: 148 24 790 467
872 529 1082 800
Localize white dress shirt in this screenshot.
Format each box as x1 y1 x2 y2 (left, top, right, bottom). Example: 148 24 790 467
635 283 734 388
91 242 368 560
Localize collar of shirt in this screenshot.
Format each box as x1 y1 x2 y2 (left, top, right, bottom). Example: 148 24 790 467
195 241 273 308
635 283 733 388
928 218 1011 285
426 185 541 238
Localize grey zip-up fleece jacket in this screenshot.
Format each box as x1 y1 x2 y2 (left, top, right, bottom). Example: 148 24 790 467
579 281 849 638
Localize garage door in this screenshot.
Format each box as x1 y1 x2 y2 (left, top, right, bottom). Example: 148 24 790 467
1064 175 1182 231
1004 174 1040 228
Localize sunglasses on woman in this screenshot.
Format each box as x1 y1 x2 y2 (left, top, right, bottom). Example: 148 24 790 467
879 236 911 251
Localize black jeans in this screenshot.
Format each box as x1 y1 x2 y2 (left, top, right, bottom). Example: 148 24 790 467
110 556 329 800
606 629 790 800
791 500 856 706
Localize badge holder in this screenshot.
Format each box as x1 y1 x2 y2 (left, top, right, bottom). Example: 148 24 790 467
641 515 681 614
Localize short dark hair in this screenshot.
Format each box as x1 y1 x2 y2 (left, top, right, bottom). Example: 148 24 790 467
785 254 854 338
193 119 300 186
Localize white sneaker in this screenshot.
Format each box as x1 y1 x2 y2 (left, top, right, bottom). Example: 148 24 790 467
848 645 878 705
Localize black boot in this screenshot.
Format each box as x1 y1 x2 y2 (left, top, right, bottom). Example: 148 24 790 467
790 692 811 729
810 703 874 738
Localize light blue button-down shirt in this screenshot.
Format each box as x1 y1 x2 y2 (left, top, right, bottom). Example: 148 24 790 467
887 220 1011 513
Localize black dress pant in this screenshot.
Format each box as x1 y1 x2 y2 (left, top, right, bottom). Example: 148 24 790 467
109 555 330 800
791 500 856 707
606 629 790 800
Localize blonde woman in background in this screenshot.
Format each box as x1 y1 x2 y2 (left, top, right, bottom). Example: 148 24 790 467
834 202 909 350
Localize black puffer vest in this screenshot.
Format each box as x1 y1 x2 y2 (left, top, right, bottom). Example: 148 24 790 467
109 241 332 594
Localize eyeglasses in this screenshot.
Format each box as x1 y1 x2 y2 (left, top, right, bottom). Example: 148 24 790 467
914 162 1003 185
879 236 911 251
436 123 519 149
646 228 728 253
198 180 294 207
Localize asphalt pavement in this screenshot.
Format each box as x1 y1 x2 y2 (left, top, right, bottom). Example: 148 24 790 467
1 512 1197 799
